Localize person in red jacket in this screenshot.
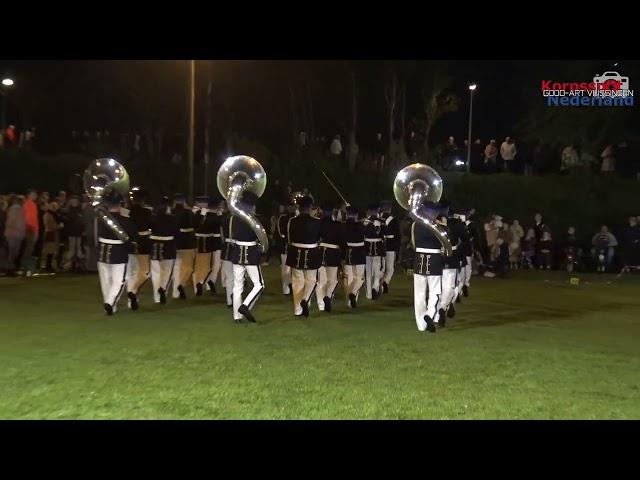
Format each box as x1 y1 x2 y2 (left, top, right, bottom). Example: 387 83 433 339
21 188 40 275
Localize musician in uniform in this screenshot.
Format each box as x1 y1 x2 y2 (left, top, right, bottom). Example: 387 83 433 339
459 208 475 297
220 201 235 308
342 206 366 309
363 204 386 300
97 193 139 315
436 201 466 326
172 193 196 300
380 200 400 294
229 192 264 323
150 196 179 305
277 201 296 295
315 202 343 313
203 196 224 294
192 196 220 296
125 188 152 310
286 195 321 317
411 200 444 333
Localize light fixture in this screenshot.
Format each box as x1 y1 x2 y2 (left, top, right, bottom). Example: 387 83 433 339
469 84 477 91
2 78 14 86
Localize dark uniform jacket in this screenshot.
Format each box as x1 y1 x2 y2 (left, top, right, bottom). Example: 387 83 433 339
286 213 322 270
277 213 293 255
130 204 153 255
97 213 138 264
229 215 261 266
445 216 467 269
195 210 222 253
363 216 385 257
151 212 179 261
174 205 196 250
382 213 400 253
411 221 443 276
343 219 366 266
462 219 475 257
319 216 343 267
221 214 234 261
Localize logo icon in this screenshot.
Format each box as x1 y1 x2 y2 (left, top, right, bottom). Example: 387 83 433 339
593 71 630 91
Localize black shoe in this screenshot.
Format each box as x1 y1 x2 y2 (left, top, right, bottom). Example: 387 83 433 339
207 280 216 294
447 303 456 318
301 300 310 317
104 303 113 316
424 315 436 333
456 294 461 304
178 285 187 300
158 288 167 305
349 293 357 309
462 285 469 297
372 289 379 300
238 304 256 323
196 283 203 296
438 308 447 327
127 292 139 311
323 296 332 313
382 282 389 294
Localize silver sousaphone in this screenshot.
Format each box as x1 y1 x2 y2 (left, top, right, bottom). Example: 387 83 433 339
393 163 453 256
217 155 269 253
83 158 131 242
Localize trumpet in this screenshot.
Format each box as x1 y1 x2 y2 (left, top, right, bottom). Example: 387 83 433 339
83 158 131 242
217 155 269 253
393 163 453 256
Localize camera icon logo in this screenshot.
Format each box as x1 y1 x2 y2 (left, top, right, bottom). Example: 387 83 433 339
593 71 630 91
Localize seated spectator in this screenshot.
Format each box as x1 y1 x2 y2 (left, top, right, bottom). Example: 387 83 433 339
538 231 553 269
521 228 536 269
591 225 618 270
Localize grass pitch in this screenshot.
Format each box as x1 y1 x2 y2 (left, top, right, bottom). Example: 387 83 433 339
1 266 639 419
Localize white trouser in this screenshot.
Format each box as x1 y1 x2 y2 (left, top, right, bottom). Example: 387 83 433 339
365 256 383 299
343 264 365 306
97 262 127 312
455 264 463 297
127 254 150 295
382 251 396 285
204 250 222 290
281 254 291 294
173 249 195 298
292 268 317 315
150 259 175 303
233 264 264 321
440 268 457 313
316 266 339 310
221 260 234 306
414 274 442 331
465 256 472 287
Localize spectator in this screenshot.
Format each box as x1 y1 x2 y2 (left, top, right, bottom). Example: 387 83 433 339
495 237 510 277
600 144 616 175
5 125 17 145
484 215 502 261
623 216 640 267
470 139 484 173
42 202 63 272
21 189 40 275
0 197 7 273
509 220 524 269
500 136 517 173
562 226 583 268
561 144 580 174
374 132 385 171
82 196 98 272
521 228 536 269
591 225 618 270
64 195 85 271
538 230 553 269
330 134 342 156
443 136 459 170
299 131 308 148
4 195 26 275
484 140 498 173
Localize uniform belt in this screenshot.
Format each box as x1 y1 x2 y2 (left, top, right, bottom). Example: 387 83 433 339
99 238 124 245
347 242 365 247
196 233 215 238
365 238 382 242
292 242 318 249
416 248 441 254
138 230 151 236
320 242 340 249
235 241 257 246
179 228 194 233
150 235 174 241
225 238 234 243
384 235 395 239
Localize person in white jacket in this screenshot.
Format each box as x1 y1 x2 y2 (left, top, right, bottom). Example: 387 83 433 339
500 137 517 173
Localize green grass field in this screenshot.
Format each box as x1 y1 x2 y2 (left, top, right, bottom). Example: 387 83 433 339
1 266 639 419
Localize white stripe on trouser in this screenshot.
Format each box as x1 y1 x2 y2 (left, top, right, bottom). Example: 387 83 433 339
172 249 196 298
97 262 127 312
127 254 150 295
150 259 175 303
193 252 213 291
382 251 396 285
316 266 339 310
281 253 291 294
233 264 264 320
414 274 442 331
343 264 365 307
204 250 222 290
365 256 383 299
465 256 472 287
440 268 457 313
221 260 234 305
291 268 317 315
